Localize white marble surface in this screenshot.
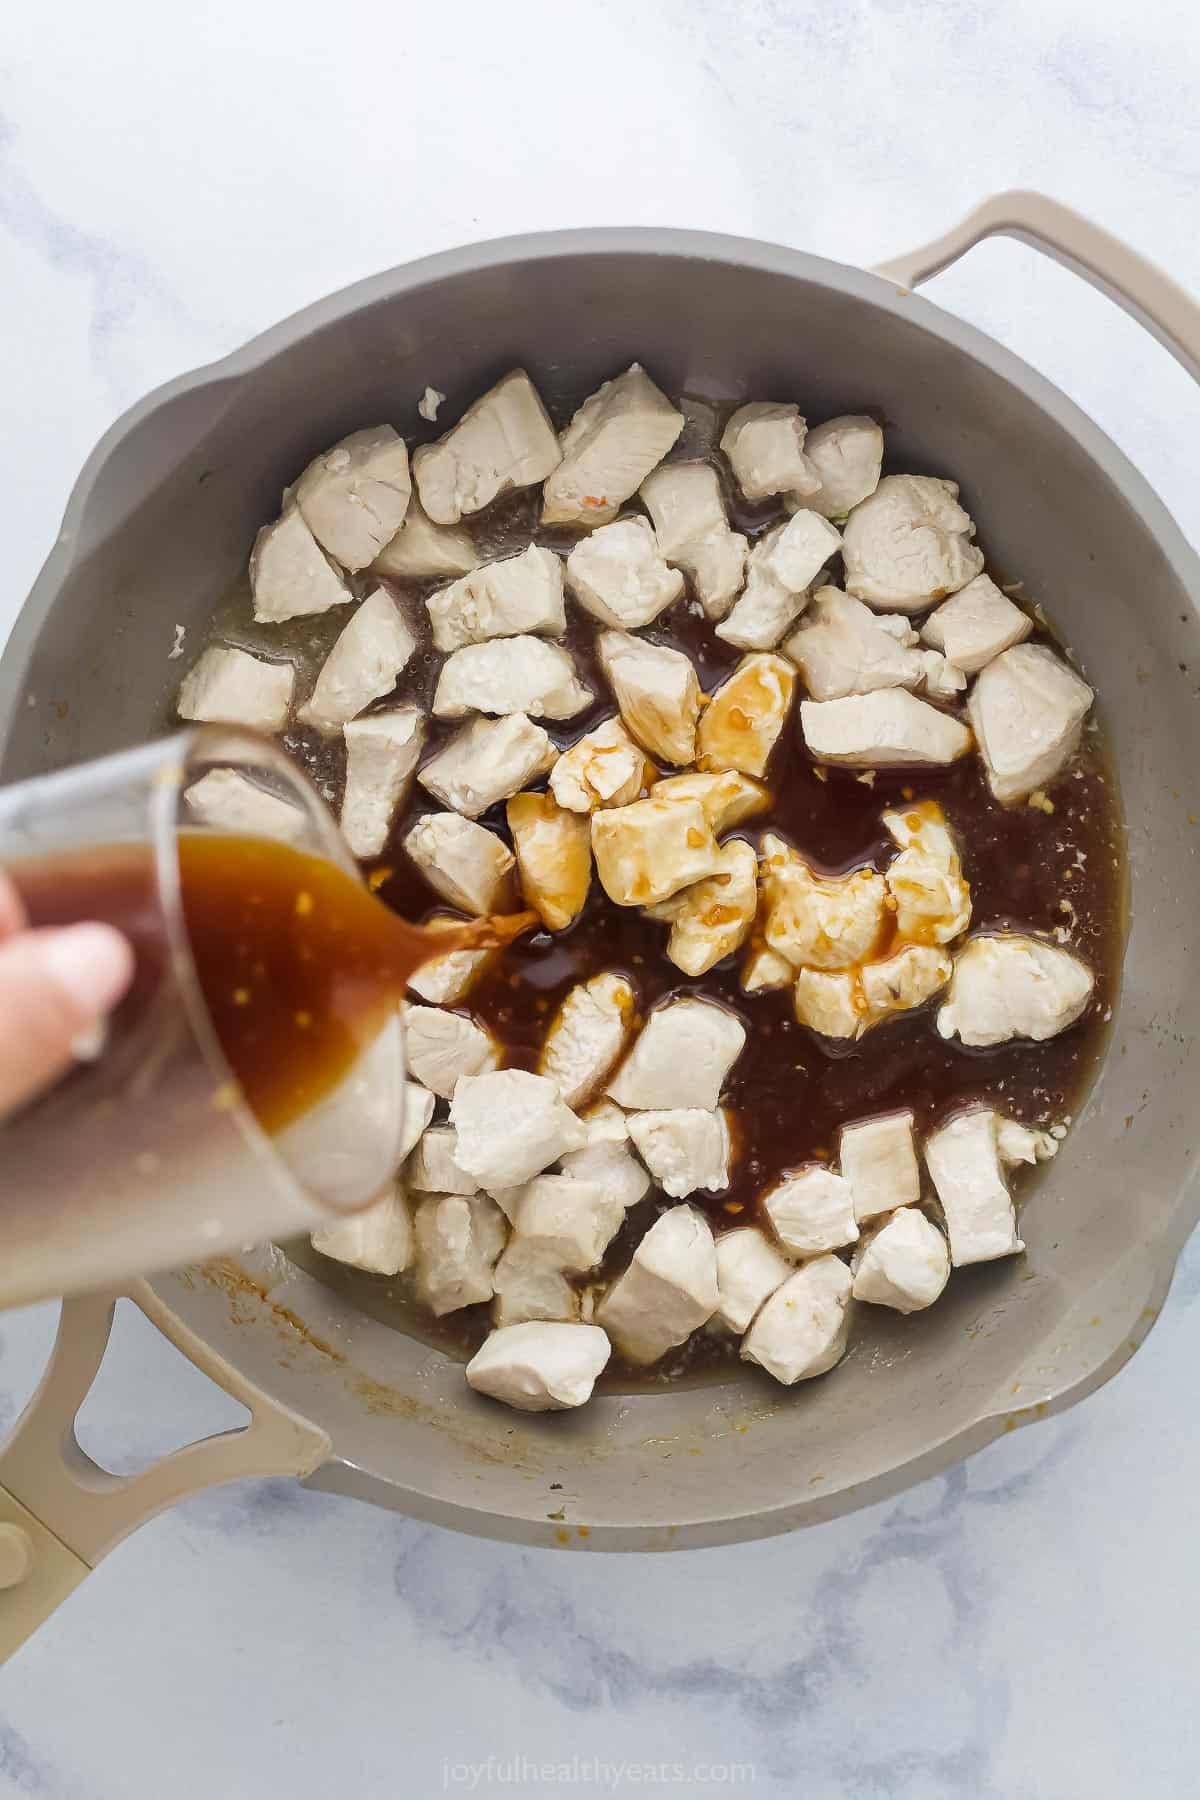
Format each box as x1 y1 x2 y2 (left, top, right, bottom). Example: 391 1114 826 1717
2 1 1199 1793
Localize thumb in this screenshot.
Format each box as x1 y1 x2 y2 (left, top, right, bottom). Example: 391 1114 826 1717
0 925 134 1121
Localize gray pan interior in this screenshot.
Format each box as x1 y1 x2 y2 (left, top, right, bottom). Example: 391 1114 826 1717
2 230 1197 1548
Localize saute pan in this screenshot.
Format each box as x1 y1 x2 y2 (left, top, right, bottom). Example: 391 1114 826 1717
0 192 1196 1655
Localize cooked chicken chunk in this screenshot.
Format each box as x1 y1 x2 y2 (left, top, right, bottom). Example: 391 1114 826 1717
921 572 1032 674
543 363 684 527
407 934 495 1007
839 1111 921 1220
800 690 972 766
720 401 820 500
404 1006 497 1098
557 1134 651 1211
418 713 555 818
917 649 968 701
449 1068 586 1190
712 1228 793 1333
882 800 972 944
596 1205 719 1364
399 1080 437 1159
433 637 591 722
249 508 353 623
652 838 757 977
640 461 748 619
310 1181 413 1275
466 1321 611 1411
413 369 561 524
414 1192 508 1314
506 1175 626 1272
564 516 684 628
715 514 840 651
861 945 953 1023
591 796 722 908
968 643 1094 803
852 1209 950 1312
937 933 1094 1046
407 1125 478 1195
539 973 636 1108
404 812 515 915
371 492 480 581
549 716 656 814
340 706 426 857
762 1166 858 1255
294 425 412 571
842 474 983 613
297 588 416 734
491 1242 581 1328
427 545 566 652
597 630 702 766
626 1107 732 1198
996 1118 1059 1167
784 586 925 701
759 835 886 970
793 968 864 1039
506 792 592 929
924 1109 1023 1266
184 769 304 842
785 414 884 519
178 645 295 733
650 770 769 834
740 943 794 994
607 997 745 1111
697 653 797 778
741 1255 852 1385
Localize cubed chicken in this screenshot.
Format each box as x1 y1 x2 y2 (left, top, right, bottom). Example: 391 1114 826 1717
407 935 495 1006
399 1080 437 1160
759 834 886 970
741 1255 852 1385
882 800 972 945
626 1107 732 1198
293 425 412 571
249 508 353 623
800 691 972 766
783 586 926 701
697 654 796 778
653 838 757 977
839 1111 921 1220
793 967 865 1038
564 516 684 628
596 1205 719 1364
842 474 983 613
918 650 968 701
178 645 295 733
506 792 593 930
650 770 769 834
762 1166 858 1255
297 588 416 735
608 997 745 1111
508 1175 626 1271
404 1006 498 1098
851 1209 950 1312
404 812 515 915
640 461 748 619
340 706 426 857
449 1068 586 1190
310 1181 413 1275
861 944 953 1023
426 545 566 651
413 369 561 524
372 492 480 581
491 1242 580 1328
558 1135 651 1211
712 1228 793 1333
924 1109 1023 1266
414 1192 508 1314
407 1125 478 1195
720 401 820 500
184 769 305 842
466 1321 611 1411
433 636 591 721
785 415 884 519
597 630 702 766
937 933 1094 1046
549 716 656 814
996 1118 1060 1166
968 643 1094 804
418 714 555 818
741 943 794 994
539 973 637 1108
543 363 684 527
921 572 1032 674
591 796 722 908
715 514 839 652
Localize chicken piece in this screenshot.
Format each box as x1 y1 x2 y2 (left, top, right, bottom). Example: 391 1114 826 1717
340 706 426 857
184 769 305 843
785 414 884 520
543 363 684 527
539 973 636 1108
698 653 796 779
759 834 886 971
968 643 1094 804
640 461 748 619
794 968 866 1039
996 1118 1059 1166
426 545 566 651
398 1080 437 1160
466 1321 611 1411
627 1107 732 1198
506 793 592 930
862 944 953 1023
433 637 591 722
608 997 745 1111
371 492 480 581
310 1181 413 1276
720 401 820 500
404 812 515 916
491 1242 581 1328
650 770 769 834
882 800 972 945
507 1175 626 1271
921 572 1032 674
178 645 295 733
297 589 416 735
404 1007 497 1099
741 1255 852 1385
800 691 972 766
937 933 1094 1047
249 508 353 623
413 369 561 524
741 943 794 994
413 1192 508 1315
762 1166 858 1255
596 1205 719 1364
842 474 983 613
918 650 968 701
407 1125 478 1195
549 716 656 815
418 714 555 819
597 630 702 766
783 586 925 701
924 1109 1023 1266
654 839 757 978
591 796 722 908
715 514 838 652
558 1135 651 1211
449 1068 586 1190
407 938 495 1006
852 1209 950 1312
294 426 412 571
712 1228 793 1333
839 1111 921 1221
564 516 684 628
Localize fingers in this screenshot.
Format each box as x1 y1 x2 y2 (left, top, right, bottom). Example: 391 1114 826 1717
0 924 134 1120
0 871 27 942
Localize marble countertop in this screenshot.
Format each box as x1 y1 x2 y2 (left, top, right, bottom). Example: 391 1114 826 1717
2 1 1199 1793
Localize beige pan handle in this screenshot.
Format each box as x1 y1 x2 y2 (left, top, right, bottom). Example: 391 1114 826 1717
0 1280 330 1661
874 188 1200 382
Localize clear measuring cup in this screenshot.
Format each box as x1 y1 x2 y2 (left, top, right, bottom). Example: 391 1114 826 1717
0 726 407 1309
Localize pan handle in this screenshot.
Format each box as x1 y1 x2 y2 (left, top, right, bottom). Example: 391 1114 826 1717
0 1280 330 1662
874 188 1200 384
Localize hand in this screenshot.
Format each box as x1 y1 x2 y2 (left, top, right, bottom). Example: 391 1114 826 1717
0 871 134 1121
